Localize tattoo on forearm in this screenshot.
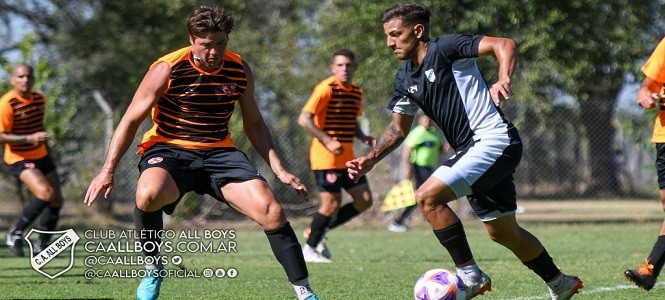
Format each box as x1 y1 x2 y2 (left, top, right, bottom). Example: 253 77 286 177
371 121 405 161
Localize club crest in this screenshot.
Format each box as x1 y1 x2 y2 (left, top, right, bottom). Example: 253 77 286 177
25 228 80 279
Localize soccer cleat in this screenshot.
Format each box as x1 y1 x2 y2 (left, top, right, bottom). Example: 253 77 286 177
315 237 332 260
302 244 331 263
136 272 163 300
6 232 24 257
304 294 321 300
303 227 332 259
624 260 656 291
463 271 492 299
549 274 583 300
388 222 408 233
32 242 46 254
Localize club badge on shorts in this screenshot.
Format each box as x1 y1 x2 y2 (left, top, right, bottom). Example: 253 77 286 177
326 172 337 184
147 156 163 164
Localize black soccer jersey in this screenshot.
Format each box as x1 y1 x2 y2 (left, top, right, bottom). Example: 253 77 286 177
387 34 519 151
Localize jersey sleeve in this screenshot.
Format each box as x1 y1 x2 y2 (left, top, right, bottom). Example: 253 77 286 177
386 68 420 116
642 37 665 83
437 34 484 61
302 83 332 115
0 99 13 133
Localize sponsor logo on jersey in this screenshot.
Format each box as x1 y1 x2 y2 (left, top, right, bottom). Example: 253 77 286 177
221 83 237 97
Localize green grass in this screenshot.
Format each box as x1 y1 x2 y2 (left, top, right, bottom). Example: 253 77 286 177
1 221 664 299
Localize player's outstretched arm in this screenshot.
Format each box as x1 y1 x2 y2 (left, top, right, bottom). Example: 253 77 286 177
84 62 170 206
238 61 308 200
347 112 413 180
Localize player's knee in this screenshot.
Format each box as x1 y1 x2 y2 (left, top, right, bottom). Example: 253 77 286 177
353 196 373 211
319 199 341 215
262 201 286 229
33 185 55 202
415 189 437 210
135 185 165 210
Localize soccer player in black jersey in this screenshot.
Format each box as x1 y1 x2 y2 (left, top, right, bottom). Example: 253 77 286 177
84 5 319 300
347 3 582 299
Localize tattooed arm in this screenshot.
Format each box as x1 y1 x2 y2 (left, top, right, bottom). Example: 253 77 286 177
346 113 414 180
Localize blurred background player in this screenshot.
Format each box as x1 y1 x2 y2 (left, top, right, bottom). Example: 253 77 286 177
347 3 583 299
1 64 64 256
84 5 319 300
298 48 375 263
625 36 665 291
389 113 449 233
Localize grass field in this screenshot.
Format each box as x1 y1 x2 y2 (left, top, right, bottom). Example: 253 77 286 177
1 221 664 300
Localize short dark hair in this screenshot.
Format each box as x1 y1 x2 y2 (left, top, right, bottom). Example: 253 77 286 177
11 63 33 76
187 5 235 36
333 48 355 62
380 3 431 29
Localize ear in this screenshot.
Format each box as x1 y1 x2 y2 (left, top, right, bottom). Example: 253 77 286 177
189 35 195 45
414 24 425 39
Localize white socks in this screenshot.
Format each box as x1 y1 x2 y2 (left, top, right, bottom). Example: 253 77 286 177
292 278 314 300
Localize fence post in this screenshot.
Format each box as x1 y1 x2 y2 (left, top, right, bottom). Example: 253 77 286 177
92 90 114 214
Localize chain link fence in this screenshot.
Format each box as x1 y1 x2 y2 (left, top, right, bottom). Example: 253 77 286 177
0 90 660 232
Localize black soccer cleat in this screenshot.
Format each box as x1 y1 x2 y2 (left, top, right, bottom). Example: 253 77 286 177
6 232 24 257
624 260 656 291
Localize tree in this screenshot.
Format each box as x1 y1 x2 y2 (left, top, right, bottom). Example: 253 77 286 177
315 0 664 196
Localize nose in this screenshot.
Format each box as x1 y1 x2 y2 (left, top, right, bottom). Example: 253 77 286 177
386 36 395 47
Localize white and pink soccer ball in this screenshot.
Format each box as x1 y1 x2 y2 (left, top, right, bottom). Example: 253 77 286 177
414 269 467 300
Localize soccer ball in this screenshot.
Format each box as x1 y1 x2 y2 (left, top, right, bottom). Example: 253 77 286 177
414 269 467 300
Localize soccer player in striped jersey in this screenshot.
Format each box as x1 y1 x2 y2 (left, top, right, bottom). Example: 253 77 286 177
84 5 319 300
346 3 582 299
298 49 375 263
625 36 665 292
1 64 64 257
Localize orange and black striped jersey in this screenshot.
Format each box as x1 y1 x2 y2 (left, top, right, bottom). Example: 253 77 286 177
302 76 364 170
138 46 247 154
643 37 665 143
0 89 48 164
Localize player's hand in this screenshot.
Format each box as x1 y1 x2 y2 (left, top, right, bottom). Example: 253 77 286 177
84 169 115 206
346 156 376 182
27 131 50 146
324 139 343 155
637 86 659 109
276 171 309 201
490 78 512 106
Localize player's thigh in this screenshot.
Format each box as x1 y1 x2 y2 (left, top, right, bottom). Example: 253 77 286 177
221 179 285 225
19 168 54 200
136 167 180 211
